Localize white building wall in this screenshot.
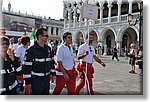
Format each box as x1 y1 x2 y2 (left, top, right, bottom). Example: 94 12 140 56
63 0 142 56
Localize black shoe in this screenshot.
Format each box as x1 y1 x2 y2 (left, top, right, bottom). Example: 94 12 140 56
129 70 133 73
131 70 135 74
139 73 143 76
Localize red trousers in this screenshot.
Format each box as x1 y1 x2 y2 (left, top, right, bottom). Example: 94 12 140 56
53 67 77 95
52 75 76 95
75 62 94 95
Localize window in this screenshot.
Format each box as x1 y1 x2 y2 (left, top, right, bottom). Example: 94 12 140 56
51 27 53 35
56 28 59 35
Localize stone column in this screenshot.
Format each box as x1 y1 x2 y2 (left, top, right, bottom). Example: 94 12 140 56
53 27 56 35
84 1 88 26
116 41 121 56
72 33 76 46
63 8 68 29
99 3 104 24
73 8 77 27
79 9 82 27
108 2 112 23
98 41 103 57
103 44 107 56
117 1 122 22
0 0 3 28
128 0 133 14
78 2 82 27
48 26 51 36
68 9 71 28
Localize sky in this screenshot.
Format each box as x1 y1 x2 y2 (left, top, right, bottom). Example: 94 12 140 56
2 0 64 20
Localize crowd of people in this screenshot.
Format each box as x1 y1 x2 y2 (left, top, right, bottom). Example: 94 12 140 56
0 27 143 95
0 28 106 95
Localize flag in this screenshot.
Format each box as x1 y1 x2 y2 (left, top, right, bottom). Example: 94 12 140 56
30 28 36 46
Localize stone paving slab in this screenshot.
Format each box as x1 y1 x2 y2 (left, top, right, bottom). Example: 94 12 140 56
50 55 143 95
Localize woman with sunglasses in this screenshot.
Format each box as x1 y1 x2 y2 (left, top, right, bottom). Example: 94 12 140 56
0 36 22 95
75 33 106 95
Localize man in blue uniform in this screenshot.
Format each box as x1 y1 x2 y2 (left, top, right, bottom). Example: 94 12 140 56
23 28 56 95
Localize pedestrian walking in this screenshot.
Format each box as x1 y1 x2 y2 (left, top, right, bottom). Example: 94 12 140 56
112 46 119 61
124 46 128 60
53 32 77 95
0 36 22 95
75 33 106 95
136 46 143 76
23 28 56 95
128 43 137 74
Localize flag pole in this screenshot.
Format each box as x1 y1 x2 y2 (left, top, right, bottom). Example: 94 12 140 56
84 18 91 95
82 1 98 95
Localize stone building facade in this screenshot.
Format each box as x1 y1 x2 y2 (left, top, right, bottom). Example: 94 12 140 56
1 2 64 44
63 0 142 56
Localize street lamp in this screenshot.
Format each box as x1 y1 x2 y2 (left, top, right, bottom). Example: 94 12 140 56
127 1 143 46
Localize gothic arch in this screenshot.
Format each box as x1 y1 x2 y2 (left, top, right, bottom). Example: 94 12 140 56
118 25 139 42
74 30 85 40
85 28 99 41
100 26 117 41
74 30 85 46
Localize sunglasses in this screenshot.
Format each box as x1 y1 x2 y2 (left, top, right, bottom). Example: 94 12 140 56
0 42 9 46
89 46 92 52
42 35 49 37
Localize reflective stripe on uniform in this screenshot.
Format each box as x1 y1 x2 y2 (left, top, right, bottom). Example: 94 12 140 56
24 62 33 66
35 58 52 62
0 69 6 74
51 69 56 72
46 58 52 61
16 66 22 72
0 88 6 94
0 80 18 93
51 57 54 60
0 68 15 75
9 80 18 90
31 71 50 76
23 74 31 78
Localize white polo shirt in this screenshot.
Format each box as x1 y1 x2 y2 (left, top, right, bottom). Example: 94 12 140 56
78 43 96 64
56 44 74 75
15 45 26 64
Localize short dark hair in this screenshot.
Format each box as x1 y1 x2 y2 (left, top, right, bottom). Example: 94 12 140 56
86 33 93 39
35 28 47 40
63 32 72 42
0 36 10 46
20 36 30 46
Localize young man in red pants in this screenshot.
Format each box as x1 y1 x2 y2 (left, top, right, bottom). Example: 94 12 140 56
75 33 106 95
52 32 77 95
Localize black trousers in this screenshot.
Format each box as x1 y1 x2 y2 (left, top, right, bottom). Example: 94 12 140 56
1 87 17 95
31 75 50 95
112 54 118 60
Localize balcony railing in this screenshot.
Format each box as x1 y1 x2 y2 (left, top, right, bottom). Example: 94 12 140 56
64 13 140 29
3 9 43 19
111 16 118 22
